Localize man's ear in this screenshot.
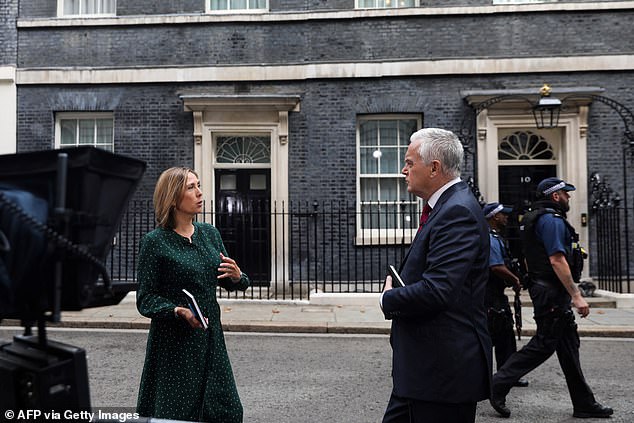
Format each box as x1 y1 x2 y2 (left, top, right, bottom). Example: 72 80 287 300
430 160 441 176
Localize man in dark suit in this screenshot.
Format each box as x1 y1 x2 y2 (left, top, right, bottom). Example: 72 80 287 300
381 128 492 423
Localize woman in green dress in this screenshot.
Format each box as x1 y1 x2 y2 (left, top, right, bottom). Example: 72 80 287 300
136 167 249 422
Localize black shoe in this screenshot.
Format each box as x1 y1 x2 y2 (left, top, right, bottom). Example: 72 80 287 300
573 402 613 418
490 395 511 418
513 378 529 388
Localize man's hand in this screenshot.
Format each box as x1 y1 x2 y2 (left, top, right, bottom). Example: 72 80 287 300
550 252 590 318
383 275 393 293
572 293 590 318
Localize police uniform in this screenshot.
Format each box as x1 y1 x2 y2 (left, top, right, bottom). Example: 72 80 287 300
490 178 612 419
486 228 517 371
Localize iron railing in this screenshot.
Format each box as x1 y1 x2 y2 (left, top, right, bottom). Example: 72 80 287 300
106 200 421 300
590 173 632 293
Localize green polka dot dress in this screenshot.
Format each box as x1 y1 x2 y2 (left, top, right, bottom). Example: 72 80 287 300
136 222 249 422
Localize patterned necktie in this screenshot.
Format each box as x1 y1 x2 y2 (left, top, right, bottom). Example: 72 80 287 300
418 203 432 231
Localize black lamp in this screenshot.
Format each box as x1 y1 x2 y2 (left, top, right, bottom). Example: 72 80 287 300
532 84 562 129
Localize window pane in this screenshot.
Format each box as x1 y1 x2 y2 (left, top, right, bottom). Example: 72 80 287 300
379 147 398 174
250 174 267 190
400 203 417 229
381 204 399 229
102 0 115 13
96 118 113 145
60 120 77 145
220 174 237 190
360 178 378 202
361 204 379 230
399 119 417 144
64 0 80 14
78 120 94 145
211 0 228 10
398 178 411 201
360 147 378 174
358 0 375 6
378 120 397 146
249 0 266 8
231 0 247 9
359 120 378 147
82 0 94 14
379 178 397 202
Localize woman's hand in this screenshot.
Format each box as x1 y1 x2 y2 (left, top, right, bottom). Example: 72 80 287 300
218 253 242 283
174 306 207 329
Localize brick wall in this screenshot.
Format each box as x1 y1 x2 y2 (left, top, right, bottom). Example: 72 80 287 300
16 73 634 203
17 10 634 68
0 0 18 65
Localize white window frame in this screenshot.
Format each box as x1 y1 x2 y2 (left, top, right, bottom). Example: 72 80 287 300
356 114 422 245
206 0 269 14
493 0 558 4
55 112 114 152
57 0 116 17
355 0 419 9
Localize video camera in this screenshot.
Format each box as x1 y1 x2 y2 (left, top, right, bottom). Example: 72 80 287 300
0 147 146 413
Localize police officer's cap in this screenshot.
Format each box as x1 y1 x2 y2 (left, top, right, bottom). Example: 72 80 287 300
483 202 512 219
537 177 576 196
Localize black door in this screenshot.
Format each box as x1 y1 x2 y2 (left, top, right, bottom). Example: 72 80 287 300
498 165 556 262
215 169 271 286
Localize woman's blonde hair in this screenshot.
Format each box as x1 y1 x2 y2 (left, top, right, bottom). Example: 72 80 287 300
153 167 198 229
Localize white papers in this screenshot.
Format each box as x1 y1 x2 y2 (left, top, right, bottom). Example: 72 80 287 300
182 289 208 330
388 265 406 288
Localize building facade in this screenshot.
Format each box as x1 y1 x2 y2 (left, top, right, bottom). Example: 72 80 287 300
4 0 634 295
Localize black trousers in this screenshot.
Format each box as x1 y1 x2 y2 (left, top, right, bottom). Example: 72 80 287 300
382 393 477 423
487 305 517 371
492 283 596 409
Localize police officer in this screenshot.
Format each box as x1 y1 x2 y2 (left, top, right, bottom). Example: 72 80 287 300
483 202 528 388
489 178 613 419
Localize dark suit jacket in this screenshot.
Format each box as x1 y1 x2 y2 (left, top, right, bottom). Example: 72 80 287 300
382 181 492 403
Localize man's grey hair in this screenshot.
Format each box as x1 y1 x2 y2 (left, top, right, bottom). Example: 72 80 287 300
410 128 463 178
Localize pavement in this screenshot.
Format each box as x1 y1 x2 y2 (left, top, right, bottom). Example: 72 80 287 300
2 289 634 337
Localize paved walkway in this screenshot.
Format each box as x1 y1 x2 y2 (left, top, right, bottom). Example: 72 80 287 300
3 290 634 337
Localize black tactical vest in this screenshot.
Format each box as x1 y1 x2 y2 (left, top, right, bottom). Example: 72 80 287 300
520 207 583 283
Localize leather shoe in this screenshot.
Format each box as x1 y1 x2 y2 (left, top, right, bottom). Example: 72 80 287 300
573 402 613 418
513 378 529 387
490 395 511 418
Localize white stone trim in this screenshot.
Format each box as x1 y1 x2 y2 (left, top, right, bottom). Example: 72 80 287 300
0 66 16 155
16 54 634 85
0 66 16 81
18 1 634 27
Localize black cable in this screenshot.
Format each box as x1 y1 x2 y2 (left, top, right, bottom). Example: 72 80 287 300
0 191 112 294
